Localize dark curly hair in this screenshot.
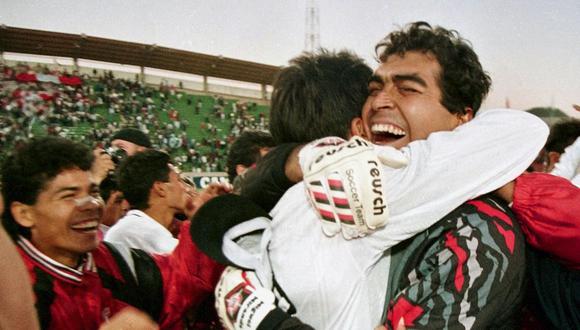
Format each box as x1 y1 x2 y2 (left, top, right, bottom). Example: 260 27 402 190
269 49 372 143
1 137 94 239
375 21 491 115
117 149 171 211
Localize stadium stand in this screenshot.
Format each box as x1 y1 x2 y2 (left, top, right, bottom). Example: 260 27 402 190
1 63 270 172
0 26 277 174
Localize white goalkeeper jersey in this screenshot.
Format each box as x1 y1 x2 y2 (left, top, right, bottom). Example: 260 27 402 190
267 109 548 329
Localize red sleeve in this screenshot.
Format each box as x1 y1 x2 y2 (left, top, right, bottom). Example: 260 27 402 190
154 222 225 329
512 172 580 270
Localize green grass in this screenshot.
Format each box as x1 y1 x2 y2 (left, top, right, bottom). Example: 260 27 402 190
17 82 270 172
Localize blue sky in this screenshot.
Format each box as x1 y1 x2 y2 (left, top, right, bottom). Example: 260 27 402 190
2 0 579 117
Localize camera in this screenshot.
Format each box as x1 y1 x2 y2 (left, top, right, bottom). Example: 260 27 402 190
105 146 128 165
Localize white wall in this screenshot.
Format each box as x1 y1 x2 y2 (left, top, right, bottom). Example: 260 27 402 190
2 52 271 101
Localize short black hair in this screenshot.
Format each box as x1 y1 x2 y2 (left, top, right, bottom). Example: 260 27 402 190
1 137 93 239
99 175 119 202
226 131 275 182
269 49 372 144
375 21 491 115
117 149 171 210
545 118 580 153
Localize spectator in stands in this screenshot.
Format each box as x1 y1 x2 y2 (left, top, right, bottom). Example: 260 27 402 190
1 62 271 173
226 130 275 194
195 99 202 115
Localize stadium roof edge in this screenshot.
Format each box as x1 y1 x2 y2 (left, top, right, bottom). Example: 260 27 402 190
0 25 281 85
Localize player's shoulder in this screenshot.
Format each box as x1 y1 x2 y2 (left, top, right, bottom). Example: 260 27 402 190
461 195 516 228
271 182 309 218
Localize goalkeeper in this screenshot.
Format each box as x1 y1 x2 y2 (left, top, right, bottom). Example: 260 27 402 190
190 45 551 329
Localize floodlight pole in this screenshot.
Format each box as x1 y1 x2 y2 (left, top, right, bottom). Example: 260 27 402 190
304 0 320 52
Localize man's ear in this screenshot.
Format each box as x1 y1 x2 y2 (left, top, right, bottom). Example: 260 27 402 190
547 151 561 170
10 202 35 229
457 108 473 124
152 181 167 198
350 117 366 138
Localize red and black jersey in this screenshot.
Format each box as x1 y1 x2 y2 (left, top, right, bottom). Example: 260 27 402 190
384 196 526 329
18 222 224 330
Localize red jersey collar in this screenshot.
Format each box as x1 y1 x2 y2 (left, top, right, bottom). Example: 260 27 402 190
17 236 96 284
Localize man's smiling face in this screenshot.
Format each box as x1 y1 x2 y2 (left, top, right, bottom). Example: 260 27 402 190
22 168 103 267
362 51 468 149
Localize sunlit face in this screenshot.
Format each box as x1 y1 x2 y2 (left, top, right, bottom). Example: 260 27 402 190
111 139 144 156
165 165 189 212
21 168 103 267
180 177 197 219
362 51 468 149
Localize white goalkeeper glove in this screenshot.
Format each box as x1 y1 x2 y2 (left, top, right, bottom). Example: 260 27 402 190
216 266 291 330
299 136 408 240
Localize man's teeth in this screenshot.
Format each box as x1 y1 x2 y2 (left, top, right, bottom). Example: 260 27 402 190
371 124 406 136
71 221 99 230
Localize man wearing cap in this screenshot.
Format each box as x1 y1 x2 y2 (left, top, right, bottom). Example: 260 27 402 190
91 127 152 236
90 128 152 185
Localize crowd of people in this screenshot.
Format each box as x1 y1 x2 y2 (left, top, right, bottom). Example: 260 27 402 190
0 21 579 330
0 63 269 172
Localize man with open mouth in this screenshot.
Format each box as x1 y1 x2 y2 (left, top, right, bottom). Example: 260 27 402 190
1 136 223 329
201 23 578 329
